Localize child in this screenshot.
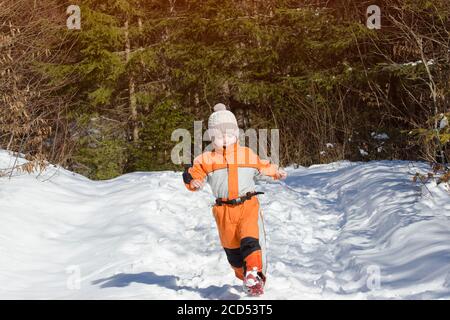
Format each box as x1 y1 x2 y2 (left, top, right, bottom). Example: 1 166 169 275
182 103 287 296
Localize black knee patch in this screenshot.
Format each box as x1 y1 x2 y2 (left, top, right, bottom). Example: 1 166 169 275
240 237 261 259
224 247 243 268
182 165 193 184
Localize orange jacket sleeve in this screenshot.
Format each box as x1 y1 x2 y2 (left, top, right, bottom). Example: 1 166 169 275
247 147 281 180
182 154 208 191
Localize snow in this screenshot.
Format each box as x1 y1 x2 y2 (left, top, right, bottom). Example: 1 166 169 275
1 150 450 299
371 132 389 140
401 59 435 67
359 148 369 156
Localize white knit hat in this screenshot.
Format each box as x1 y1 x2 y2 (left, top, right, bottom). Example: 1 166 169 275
208 103 239 139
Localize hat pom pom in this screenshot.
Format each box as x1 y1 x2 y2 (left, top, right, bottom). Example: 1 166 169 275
213 103 227 112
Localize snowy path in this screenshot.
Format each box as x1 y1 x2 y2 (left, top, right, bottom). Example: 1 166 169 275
0 150 449 299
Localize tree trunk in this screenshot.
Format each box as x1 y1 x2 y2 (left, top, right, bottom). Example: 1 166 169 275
124 19 138 143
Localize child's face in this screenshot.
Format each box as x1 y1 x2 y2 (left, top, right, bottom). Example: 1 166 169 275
212 130 237 149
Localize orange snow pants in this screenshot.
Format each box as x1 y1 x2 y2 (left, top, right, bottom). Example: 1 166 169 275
212 196 265 281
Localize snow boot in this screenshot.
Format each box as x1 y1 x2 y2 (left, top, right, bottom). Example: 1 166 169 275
243 267 265 296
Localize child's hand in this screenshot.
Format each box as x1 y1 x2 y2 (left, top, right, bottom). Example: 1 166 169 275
276 168 287 180
190 179 205 190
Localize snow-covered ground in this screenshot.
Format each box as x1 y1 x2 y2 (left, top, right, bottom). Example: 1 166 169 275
0 149 449 299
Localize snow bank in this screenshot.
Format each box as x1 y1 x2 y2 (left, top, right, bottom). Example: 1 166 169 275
0 150 449 299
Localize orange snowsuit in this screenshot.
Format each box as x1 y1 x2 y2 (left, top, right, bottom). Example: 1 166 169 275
183 142 280 281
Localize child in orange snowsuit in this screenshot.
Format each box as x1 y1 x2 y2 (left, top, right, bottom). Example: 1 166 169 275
183 103 287 295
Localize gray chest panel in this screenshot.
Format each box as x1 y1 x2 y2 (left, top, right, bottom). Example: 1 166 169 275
207 167 259 198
